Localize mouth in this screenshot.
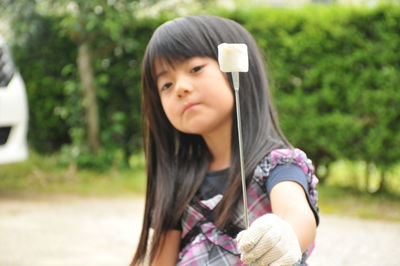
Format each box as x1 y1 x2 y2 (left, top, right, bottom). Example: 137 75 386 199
183 102 199 113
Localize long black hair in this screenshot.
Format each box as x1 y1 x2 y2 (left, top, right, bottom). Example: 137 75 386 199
131 15 291 265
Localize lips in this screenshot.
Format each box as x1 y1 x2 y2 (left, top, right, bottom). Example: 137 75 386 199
183 102 199 113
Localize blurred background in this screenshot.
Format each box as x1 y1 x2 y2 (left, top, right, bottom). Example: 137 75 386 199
0 0 399 265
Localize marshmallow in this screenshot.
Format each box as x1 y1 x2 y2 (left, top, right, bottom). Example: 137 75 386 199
218 43 248 72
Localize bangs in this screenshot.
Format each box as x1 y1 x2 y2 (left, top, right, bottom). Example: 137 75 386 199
145 17 220 79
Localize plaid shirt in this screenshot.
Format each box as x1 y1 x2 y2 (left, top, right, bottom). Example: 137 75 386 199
177 148 319 266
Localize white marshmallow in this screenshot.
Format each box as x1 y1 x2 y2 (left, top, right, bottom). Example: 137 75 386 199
218 43 248 72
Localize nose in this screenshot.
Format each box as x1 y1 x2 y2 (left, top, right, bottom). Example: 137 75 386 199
175 76 193 98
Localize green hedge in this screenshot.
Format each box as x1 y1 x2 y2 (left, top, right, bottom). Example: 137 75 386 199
12 4 400 174
13 13 165 167
232 5 400 174
12 14 75 152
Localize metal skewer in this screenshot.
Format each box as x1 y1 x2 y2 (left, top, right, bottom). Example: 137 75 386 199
232 72 249 229
217 43 249 229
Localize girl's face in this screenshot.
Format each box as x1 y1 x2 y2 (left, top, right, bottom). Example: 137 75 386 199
155 56 234 137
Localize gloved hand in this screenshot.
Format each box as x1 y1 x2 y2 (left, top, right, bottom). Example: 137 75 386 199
236 213 302 266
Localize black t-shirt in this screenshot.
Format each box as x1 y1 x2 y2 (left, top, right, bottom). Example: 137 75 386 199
174 163 319 230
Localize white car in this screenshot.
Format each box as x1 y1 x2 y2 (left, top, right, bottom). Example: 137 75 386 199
0 35 28 164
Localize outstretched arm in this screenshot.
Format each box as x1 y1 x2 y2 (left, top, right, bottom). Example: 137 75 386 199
270 180 317 252
151 230 181 266
236 180 317 266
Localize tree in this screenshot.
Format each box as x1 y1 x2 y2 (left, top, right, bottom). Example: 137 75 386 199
44 0 144 154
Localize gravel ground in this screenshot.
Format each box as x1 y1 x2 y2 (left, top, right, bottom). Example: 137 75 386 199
0 195 399 266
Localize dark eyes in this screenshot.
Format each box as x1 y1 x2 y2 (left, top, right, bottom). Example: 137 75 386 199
160 82 173 91
159 64 204 91
191 65 204 73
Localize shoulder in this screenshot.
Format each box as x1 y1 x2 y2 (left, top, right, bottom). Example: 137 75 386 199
252 148 320 224
253 148 316 184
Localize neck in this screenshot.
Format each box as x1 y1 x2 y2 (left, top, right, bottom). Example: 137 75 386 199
203 124 232 171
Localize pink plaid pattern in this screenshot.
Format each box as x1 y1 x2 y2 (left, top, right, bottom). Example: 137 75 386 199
177 148 318 266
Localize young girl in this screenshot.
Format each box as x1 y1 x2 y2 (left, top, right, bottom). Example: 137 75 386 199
131 15 319 266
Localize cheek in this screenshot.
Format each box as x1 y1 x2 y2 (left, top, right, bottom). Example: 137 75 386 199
160 97 178 125
226 93 235 113
217 80 234 108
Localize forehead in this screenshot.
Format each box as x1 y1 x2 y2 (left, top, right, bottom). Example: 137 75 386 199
153 56 210 77
154 56 217 70
153 57 177 72
152 56 184 78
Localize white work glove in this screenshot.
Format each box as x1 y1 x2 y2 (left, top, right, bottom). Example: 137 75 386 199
236 213 302 266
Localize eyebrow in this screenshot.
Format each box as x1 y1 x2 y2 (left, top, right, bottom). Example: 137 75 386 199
155 70 167 81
